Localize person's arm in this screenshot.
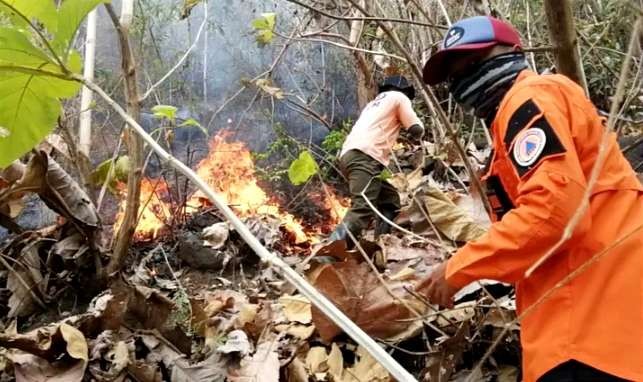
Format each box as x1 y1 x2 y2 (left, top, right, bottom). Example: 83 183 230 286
420 87 594 304
445 89 592 289
397 94 424 140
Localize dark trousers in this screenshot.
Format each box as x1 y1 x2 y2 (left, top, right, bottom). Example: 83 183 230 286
538 360 629 382
338 150 400 237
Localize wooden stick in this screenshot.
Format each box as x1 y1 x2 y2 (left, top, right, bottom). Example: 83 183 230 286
74 73 418 382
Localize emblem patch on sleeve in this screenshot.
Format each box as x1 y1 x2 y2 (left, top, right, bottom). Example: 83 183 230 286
513 128 546 167
508 116 566 177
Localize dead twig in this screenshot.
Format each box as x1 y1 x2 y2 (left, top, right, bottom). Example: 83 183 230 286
284 0 448 29
0 253 47 310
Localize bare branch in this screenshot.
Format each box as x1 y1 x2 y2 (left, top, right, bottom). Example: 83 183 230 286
140 8 208 101
284 0 448 29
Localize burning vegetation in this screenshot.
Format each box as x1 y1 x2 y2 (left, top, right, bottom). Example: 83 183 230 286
114 130 348 243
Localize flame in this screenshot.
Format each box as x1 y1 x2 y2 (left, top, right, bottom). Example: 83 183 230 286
114 178 172 240
115 130 349 243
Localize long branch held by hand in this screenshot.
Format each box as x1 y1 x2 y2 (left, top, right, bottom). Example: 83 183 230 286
74 73 418 382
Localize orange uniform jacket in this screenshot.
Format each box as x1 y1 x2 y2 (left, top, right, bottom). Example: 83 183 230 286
446 70 643 381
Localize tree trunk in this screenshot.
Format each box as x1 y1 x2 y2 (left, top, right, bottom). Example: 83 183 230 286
104 3 143 278
349 0 375 109
543 0 589 93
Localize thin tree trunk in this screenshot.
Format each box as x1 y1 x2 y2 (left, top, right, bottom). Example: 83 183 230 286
78 10 96 157
349 0 375 109
543 0 589 93
104 3 143 278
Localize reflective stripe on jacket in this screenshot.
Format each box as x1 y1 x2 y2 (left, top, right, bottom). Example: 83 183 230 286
446 70 643 381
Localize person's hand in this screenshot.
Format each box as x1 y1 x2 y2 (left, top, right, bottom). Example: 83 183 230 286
416 262 458 308
408 123 425 143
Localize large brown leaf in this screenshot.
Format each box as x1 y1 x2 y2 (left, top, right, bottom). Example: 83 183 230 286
310 260 425 342
0 151 99 235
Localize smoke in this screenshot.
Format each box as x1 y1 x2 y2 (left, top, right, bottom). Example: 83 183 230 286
94 0 359 155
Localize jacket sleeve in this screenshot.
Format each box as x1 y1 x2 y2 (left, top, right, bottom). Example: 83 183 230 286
397 94 423 129
445 87 592 289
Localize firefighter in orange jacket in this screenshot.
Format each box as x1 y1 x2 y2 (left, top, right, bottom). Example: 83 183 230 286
419 16 643 381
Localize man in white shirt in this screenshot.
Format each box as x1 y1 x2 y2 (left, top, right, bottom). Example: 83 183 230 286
330 75 424 244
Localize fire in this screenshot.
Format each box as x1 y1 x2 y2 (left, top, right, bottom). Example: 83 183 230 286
115 130 349 243
113 178 172 240
188 132 309 242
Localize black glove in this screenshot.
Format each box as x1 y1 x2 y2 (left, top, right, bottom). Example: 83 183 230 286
408 123 425 142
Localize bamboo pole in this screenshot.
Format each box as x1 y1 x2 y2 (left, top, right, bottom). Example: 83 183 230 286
78 9 97 157
74 73 417 382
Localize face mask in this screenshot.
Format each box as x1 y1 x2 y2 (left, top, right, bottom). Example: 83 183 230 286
449 52 529 120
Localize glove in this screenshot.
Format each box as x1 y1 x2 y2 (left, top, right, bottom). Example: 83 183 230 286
408 123 425 142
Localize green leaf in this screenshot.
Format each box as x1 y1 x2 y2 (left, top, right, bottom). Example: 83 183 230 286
251 12 276 45
0 0 58 32
178 118 208 136
52 0 108 60
0 28 80 168
152 105 178 123
90 155 130 192
288 150 318 186
0 27 53 67
377 168 392 181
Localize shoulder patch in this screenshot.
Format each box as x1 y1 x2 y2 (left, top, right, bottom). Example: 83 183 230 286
509 116 565 177
513 128 546 167
504 99 541 147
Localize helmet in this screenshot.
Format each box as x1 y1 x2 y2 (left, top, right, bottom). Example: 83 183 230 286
378 75 416 100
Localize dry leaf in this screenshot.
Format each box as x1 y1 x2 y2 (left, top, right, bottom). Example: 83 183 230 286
400 184 486 242
202 222 230 249
287 357 308 382
305 347 328 374
58 324 88 361
235 303 259 328
344 346 390 382
171 352 226 382
11 352 86 382
327 343 343 380
7 242 44 318
279 295 312 324
310 260 425 342
217 330 251 355
228 340 280 382
275 324 315 340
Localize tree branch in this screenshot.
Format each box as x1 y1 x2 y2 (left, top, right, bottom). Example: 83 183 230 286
72 72 418 382
140 8 208 101
284 0 448 29
104 3 144 278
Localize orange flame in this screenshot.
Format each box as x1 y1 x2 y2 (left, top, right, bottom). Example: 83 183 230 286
115 130 348 243
113 178 172 240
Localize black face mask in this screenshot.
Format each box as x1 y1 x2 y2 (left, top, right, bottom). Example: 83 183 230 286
449 52 529 121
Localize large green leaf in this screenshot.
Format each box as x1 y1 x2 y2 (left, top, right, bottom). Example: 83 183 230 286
0 28 80 168
288 150 318 186
0 27 53 67
52 0 109 59
0 0 58 32
0 71 62 167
